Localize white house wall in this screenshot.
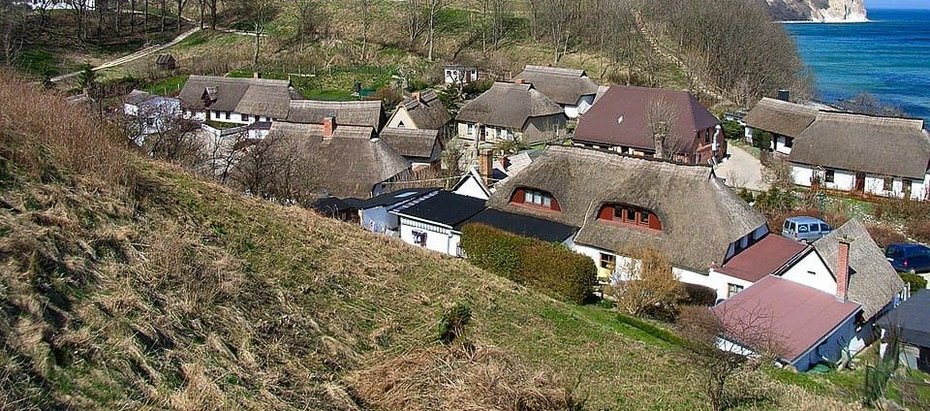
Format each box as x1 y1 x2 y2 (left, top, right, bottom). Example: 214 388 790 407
564 95 596 119
706 270 754 301
361 207 401 237
571 243 715 291
387 107 416 129
773 135 792 155
779 251 835 295
453 175 490 200
792 164 856 191
398 218 461 256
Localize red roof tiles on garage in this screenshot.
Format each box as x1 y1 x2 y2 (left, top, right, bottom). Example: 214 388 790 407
718 235 808 282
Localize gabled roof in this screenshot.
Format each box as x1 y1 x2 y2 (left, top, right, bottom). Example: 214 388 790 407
574 85 720 153
717 234 809 282
392 191 486 228
125 89 154 106
790 112 930 179
155 54 175 64
514 65 599 106
813 218 906 320
487 146 767 271
399 90 452 130
178 75 291 118
268 122 410 198
456 82 564 130
379 127 441 161
285 100 384 130
743 98 819 139
355 188 439 209
460 209 577 243
877 290 930 348
713 275 861 365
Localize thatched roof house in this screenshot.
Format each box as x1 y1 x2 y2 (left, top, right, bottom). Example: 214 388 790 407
813 218 905 320
487 146 767 272
457 82 564 129
514 65 599 107
285 100 384 130
379 127 442 166
388 90 451 130
743 97 819 139
178 75 291 119
268 122 410 198
791 112 930 180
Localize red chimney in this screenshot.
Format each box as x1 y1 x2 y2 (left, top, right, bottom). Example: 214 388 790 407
514 79 524 85
323 116 335 139
411 92 421 103
836 240 851 301
478 148 493 187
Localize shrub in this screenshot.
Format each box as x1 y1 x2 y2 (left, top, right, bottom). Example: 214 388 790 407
866 225 907 249
900 273 927 291
438 303 472 345
752 129 772 151
721 120 743 141
605 247 684 317
737 188 754 204
681 283 718 306
906 220 930 244
461 224 596 304
872 197 930 223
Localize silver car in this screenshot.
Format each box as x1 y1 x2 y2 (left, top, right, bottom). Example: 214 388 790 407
782 216 832 243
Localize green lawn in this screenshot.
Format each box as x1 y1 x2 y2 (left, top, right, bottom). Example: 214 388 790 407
144 74 189 96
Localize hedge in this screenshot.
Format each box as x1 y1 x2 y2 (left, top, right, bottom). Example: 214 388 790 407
900 273 928 291
460 223 596 304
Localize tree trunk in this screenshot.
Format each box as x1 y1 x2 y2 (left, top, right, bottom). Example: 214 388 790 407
177 0 183 32
144 0 149 29
253 25 261 68
130 0 136 32
199 0 204 29
117 0 122 33
210 0 216 30
160 0 166 32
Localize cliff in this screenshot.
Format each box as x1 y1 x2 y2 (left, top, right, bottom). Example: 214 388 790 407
766 0 867 22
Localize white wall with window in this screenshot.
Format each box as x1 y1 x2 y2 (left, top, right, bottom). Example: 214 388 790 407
779 251 834 294
524 189 552 208
397 216 464 257
571 243 716 291
792 164 855 191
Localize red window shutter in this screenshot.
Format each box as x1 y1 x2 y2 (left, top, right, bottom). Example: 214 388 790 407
512 188 526 204
649 214 663 230
598 205 613 220
550 197 561 211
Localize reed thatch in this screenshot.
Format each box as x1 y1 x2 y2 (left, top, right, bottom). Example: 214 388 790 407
515 65 599 106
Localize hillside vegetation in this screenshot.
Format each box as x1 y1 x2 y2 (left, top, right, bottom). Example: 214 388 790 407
0 76 859 409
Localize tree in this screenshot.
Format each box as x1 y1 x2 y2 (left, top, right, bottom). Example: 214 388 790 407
424 0 446 61
526 0 581 64
224 0 280 68
0 0 26 66
230 133 320 205
606 247 684 317
677 305 749 411
646 97 680 160
292 0 328 48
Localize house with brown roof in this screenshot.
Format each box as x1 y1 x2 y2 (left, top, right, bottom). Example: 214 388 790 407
285 99 385 130
742 97 818 155
486 146 769 287
455 82 567 148
514 65 599 119
267 121 411 198
379 127 442 169
178 75 292 125
386 90 453 138
574 86 725 165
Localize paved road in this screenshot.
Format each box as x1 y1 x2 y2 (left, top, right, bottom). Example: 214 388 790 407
51 27 202 83
716 144 768 192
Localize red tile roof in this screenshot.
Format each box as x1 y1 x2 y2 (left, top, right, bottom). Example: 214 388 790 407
717 235 808 282
713 276 860 363
574 85 720 152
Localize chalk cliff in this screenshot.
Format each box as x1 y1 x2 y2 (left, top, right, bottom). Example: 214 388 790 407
766 0 867 22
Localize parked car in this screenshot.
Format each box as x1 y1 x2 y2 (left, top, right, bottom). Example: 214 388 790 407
885 243 930 274
782 216 832 243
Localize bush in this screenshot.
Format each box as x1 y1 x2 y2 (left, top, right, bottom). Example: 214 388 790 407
865 225 907 249
737 188 754 204
752 129 772 151
681 283 718 306
900 273 927 291
906 220 930 244
721 120 743 141
872 197 930 223
438 303 472 344
461 224 596 304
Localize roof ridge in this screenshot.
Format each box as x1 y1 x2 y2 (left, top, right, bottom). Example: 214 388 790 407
547 145 713 171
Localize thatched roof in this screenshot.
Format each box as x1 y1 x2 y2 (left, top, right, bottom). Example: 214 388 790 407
268 122 410 198
790 112 930 179
456 82 564 130
813 218 905 320
125 89 153 106
379 127 441 161
487 146 767 272
178 75 291 118
574 86 719 152
514 65 599 106
743 98 819 138
285 100 384 130
400 90 451 130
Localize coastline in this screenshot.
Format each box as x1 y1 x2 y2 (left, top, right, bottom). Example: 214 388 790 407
778 17 870 24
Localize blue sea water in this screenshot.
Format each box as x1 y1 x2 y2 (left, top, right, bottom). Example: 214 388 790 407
784 9 930 121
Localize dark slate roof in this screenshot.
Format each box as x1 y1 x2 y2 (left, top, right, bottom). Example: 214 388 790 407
178 75 291 118
379 127 441 161
487 146 767 272
713 275 861 365
574 85 720 153
155 54 175 65
877 290 930 348
813 218 906 320
392 191 486 228
400 90 452 129
456 82 564 130
459 209 577 243
514 65 599 106
790 112 930 179
718 234 809 282
311 197 358 214
354 188 438 209
743 98 819 139
285 100 384 130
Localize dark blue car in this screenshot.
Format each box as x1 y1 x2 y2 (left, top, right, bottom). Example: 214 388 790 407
885 243 930 274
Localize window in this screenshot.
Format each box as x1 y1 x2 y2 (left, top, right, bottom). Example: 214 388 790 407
704 130 711 144
412 231 427 247
820 224 830 232
883 177 894 191
825 169 835 183
525 189 552 207
224 112 231 120
727 283 744 298
785 137 794 148
467 123 475 136
807 271 817 276
600 253 616 271
798 224 809 233
624 206 636 222
597 204 662 230
639 210 650 225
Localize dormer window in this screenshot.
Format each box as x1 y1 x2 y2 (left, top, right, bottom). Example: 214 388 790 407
598 203 662 231
510 188 560 211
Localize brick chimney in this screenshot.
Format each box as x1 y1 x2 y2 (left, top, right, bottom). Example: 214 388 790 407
411 92 421 103
478 148 493 187
323 116 335 139
514 78 524 85
836 240 851 301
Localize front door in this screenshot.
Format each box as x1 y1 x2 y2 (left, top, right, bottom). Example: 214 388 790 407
855 172 866 192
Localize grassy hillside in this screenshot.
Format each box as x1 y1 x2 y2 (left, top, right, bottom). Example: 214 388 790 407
0 75 868 410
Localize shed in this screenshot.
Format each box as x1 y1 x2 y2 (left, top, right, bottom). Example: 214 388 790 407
155 54 177 70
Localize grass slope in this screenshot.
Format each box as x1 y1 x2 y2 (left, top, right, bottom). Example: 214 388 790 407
0 77 861 410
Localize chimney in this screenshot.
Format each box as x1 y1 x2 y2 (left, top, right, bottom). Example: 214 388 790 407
514 78 524 85
777 89 790 102
478 148 493 187
411 92 421 103
836 240 851 301
323 116 335 139
253 72 261 79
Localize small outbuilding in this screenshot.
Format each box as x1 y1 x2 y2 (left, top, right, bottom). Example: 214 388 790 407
155 54 177 71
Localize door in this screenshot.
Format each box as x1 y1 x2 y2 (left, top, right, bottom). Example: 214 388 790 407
855 172 866 192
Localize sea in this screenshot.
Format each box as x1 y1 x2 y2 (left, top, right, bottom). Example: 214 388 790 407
784 9 930 122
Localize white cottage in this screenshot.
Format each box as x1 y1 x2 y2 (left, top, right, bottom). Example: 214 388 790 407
178 75 292 125
391 191 487 257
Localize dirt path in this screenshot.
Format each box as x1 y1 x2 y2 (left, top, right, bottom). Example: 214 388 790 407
51 27 202 83
715 144 769 192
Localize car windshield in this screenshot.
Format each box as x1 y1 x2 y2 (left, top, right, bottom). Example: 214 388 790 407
820 224 830 231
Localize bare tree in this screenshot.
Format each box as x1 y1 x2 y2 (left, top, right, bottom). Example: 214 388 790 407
230 133 320 205
425 0 446 61
292 0 328 49
677 305 750 411
606 247 684 317
0 0 25 66
526 0 581 64
646 97 680 160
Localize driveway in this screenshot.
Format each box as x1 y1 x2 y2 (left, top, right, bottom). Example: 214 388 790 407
716 144 768 192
